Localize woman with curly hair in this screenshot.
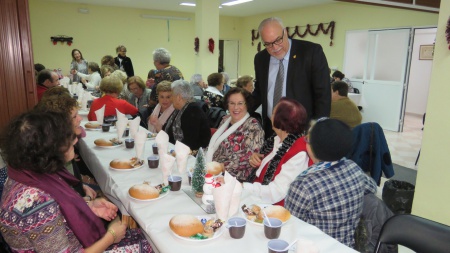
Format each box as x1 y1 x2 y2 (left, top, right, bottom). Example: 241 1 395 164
0 111 152 252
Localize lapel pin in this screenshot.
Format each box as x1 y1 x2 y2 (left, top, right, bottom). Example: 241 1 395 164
293 55 297 59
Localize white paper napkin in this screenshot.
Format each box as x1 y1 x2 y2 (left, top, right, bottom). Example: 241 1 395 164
212 171 238 221
116 119 128 140
81 91 89 111
155 131 169 158
129 117 141 138
175 141 190 174
116 109 128 122
161 153 176 185
134 131 147 160
77 85 84 102
295 239 319 253
95 105 105 124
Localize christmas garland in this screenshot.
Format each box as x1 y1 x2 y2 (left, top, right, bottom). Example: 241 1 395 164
208 38 215 53
446 16 450 50
251 21 335 51
194 37 199 54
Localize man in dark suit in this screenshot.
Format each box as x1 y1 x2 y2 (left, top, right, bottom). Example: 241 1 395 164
253 17 331 137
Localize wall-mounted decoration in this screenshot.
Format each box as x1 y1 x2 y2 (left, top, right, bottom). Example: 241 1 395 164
446 16 450 50
419 45 434 60
208 38 215 53
50 35 73 46
194 37 199 54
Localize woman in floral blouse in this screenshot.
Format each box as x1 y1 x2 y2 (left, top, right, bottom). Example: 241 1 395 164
206 87 264 182
203 72 225 108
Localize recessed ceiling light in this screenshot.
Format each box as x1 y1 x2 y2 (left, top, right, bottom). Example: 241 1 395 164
222 0 253 6
180 2 196 7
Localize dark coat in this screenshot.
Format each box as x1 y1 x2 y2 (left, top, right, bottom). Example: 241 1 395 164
114 56 134 77
347 122 395 185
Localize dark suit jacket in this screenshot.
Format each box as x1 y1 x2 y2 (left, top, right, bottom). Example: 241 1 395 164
114 56 134 77
253 39 331 135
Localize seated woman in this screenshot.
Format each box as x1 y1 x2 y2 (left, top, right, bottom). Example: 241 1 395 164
72 62 102 90
203 73 224 107
127 76 152 123
0 111 152 252
245 98 313 205
206 87 264 182
148 81 175 133
88 76 138 121
164 80 211 151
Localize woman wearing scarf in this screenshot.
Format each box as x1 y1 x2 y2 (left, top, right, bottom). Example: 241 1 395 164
164 80 211 151
245 98 313 205
148 80 175 133
203 72 224 107
206 87 264 182
0 111 152 252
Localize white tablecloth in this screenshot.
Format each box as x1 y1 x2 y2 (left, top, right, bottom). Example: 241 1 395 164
78 120 358 253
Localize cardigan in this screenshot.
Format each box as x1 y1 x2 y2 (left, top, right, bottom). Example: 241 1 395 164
88 95 138 121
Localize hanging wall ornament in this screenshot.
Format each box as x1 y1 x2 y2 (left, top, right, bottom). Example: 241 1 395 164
194 37 199 54
208 38 215 53
50 35 73 46
446 16 450 50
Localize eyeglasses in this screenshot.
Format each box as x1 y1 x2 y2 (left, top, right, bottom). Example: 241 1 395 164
228 102 246 108
263 30 284 48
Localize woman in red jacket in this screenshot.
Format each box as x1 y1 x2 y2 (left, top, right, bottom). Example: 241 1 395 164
88 76 138 121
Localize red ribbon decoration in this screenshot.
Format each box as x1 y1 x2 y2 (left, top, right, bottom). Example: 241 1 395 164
208 38 215 53
194 37 199 53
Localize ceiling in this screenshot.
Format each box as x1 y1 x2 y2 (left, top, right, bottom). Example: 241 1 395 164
46 0 439 17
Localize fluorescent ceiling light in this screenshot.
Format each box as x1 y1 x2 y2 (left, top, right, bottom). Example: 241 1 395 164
222 0 253 6
180 2 196 7
140 14 191 20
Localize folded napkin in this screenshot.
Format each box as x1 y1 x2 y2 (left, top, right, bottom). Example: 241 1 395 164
95 105 105 124
155 131 169 158
134 131 147 160
116 119 128 140
212 171 242 221
77 85 84 101
175 141 190 174
129 116 141 138
80 91 90 111
295 239 319 253
115 109 128 122
161 153 176 185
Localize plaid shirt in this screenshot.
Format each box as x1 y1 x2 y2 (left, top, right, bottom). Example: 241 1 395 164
285 158 377 247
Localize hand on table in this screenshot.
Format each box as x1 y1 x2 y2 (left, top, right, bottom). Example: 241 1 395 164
88 198 118 221
249 153 264 168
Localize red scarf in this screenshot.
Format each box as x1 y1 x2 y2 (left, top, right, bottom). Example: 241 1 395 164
7 167 105 247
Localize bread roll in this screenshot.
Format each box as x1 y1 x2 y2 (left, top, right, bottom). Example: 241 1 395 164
110 159 134 169
169 215 204 237
261 205 291 222
94 139 113 146
129 184 160 200
206 161 224 176
85 122 101 129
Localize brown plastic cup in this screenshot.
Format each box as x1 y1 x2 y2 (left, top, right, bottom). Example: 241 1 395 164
264 218 282 239
125 138 134 149
267 239 289 253
101 123 111 132
147 156 159 169
152 143 158 154
168 176 182 191
227 217 246 239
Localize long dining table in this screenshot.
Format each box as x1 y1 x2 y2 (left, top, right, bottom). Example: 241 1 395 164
77 119 358 253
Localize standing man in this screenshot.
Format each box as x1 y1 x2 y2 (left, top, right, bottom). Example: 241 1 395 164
253 17 331 137
36 69 60 101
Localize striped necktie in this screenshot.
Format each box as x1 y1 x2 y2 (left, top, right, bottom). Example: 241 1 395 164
273 59 284 108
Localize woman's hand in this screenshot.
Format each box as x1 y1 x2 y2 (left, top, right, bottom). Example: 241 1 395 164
88 198 118 221
83 184 97 200
249 153 264 168
107 217 127 244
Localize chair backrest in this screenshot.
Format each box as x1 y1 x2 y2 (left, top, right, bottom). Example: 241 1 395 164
374 214 450 253
353 88 360 94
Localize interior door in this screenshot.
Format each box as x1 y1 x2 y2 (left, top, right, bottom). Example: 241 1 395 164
222 40 239 79
344 29 411 131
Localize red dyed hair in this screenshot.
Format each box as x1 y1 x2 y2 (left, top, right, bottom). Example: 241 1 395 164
272 98 307 135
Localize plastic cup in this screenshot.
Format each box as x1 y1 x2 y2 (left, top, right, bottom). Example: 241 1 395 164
268 239 289 253
125 138 134 149
147 155 159 169
152 143 158 154
227 217 246 239
264 218 282 239
168 175 182 191
122 128 129 138
101 123 111 132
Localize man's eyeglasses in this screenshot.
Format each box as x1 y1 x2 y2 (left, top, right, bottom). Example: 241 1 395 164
263 30 285 48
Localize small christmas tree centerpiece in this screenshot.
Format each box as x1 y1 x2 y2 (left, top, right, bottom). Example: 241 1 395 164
191 148 206 198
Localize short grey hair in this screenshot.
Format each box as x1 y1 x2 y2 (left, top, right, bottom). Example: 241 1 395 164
153 48 171 64
190 74 203 85
171 80 193 101
258 17 284 34
221 72 230 85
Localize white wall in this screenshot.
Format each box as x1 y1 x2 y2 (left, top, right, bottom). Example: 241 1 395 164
405 28 436 115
